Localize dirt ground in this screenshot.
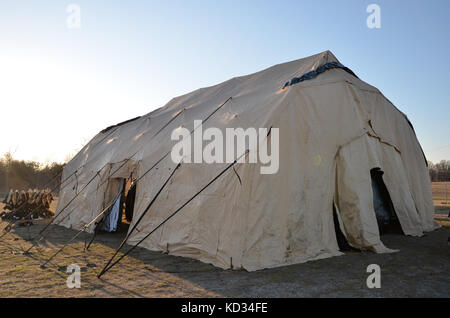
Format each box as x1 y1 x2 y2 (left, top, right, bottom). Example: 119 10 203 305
0 190 449 298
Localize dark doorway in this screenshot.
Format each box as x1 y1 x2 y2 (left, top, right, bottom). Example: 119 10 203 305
370 168 403 235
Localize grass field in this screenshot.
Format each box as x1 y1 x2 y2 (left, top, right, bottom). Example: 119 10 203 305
432 181 450 206
0 184 448 297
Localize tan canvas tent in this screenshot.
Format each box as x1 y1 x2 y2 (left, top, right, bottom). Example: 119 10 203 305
55 51 439 271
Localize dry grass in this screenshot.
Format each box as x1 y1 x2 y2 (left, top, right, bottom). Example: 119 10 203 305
0 189 449 298
432 182 450 208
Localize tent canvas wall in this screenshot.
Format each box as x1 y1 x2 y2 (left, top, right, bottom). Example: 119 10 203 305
55 51 439 271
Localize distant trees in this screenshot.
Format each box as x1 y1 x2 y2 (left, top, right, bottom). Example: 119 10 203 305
428 160 450 182
0 152 66 195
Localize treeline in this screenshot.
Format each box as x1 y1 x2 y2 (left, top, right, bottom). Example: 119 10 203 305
0 153 66 195
428 160 450 182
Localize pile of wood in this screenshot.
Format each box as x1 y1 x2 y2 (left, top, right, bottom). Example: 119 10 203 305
1 189 54 220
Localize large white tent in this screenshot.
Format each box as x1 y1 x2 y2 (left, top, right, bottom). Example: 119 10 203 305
55 51 438 271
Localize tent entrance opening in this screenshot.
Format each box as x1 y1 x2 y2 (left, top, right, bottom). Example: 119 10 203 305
370 168 403 235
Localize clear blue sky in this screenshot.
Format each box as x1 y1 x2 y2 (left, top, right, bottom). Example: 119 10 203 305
1 0 449 163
